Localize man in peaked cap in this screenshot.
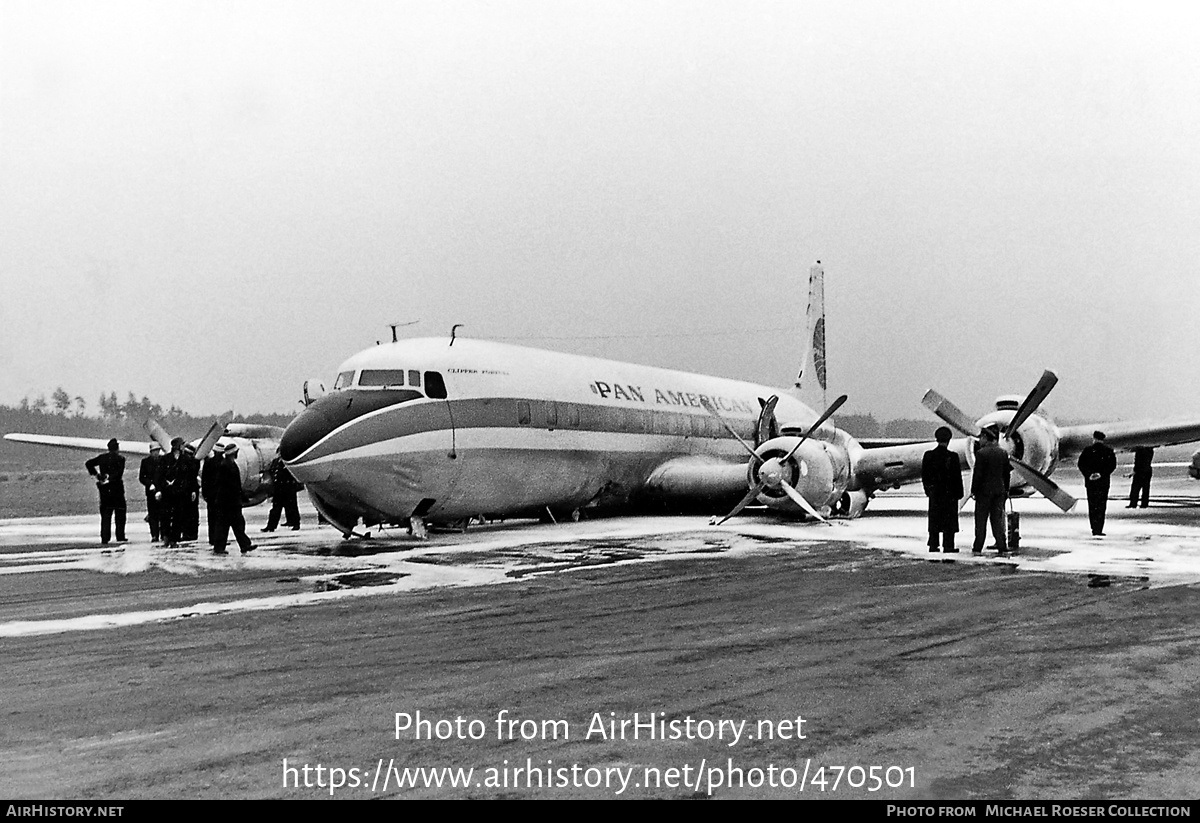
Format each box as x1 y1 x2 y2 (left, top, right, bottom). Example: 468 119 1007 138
1078 431 1117 536
212 442 255 555
85 438 126 545
971 424 1012 555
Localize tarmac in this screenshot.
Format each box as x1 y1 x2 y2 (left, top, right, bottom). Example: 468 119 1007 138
4 479 1200 799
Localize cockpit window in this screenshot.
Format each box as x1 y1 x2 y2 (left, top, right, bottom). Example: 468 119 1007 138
408 370 421 388
359 369 409 388
425 371 447 399
334 370 356 390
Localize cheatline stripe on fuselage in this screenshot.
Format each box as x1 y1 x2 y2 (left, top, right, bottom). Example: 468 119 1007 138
291 426 755 467
285 395 798 466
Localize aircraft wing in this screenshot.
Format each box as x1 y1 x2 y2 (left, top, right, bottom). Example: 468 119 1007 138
852 438 970 491
3 433 153 456
1057 419 1200 458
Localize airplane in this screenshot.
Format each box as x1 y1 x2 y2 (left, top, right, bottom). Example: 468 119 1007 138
922 376 1200 511
280 261 1200 538
279 262 964 538
3 413 286 507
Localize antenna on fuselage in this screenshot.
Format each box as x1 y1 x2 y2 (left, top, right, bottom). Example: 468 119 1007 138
450 324 464 346
388 320 419 343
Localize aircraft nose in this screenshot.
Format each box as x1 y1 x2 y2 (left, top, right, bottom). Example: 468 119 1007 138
280 402 336 462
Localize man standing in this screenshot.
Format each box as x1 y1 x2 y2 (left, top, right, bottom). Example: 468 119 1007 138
179 443 202 542
922 426 963 553
212 443 255 555
971 425 1012 556
139 443 163 542
1127 446 1154 509
85 438 127 545
262 454 302 532
201 443 225 545
155 437 186 548
1079 431 1117 536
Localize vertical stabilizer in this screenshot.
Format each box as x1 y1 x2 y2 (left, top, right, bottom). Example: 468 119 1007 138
793 261 828 414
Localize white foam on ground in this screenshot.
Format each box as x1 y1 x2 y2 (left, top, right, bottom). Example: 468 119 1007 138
3 482 1199 636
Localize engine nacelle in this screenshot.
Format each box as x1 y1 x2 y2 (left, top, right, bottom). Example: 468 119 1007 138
1190 449 1200 480
207 436 279 507
750 435 850 515
975 409 1060 487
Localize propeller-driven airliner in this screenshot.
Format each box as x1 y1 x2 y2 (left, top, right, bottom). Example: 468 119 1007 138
279 263 1200 538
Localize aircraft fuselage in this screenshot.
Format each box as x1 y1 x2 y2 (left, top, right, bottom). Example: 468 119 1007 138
280 338 848 528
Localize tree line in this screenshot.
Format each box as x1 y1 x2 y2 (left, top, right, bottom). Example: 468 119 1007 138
2 389 294 440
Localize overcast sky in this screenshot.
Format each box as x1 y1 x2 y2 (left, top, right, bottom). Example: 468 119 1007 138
2 0 1198 425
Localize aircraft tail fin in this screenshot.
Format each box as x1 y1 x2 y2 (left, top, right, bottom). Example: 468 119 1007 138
792 261 828 414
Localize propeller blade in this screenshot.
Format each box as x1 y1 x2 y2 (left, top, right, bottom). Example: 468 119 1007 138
700 398 760 461
921 390 981 438
1004 370 1058 438
193 411 234 460
143 418 173 452
1010 457 1078 512
782 394 847 463
756 395 779 446
715 482 766 525
779 480 828 523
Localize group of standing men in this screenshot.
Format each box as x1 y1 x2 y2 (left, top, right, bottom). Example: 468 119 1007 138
138 439 255 553
923 426 1129 554
90 438 299 555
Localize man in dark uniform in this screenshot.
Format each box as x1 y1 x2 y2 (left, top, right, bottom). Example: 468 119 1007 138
922 426 963 553
155 437 187 548
212 443 255 555
261 454 302 532
139 443 163 542
1127 446 1154 509
1079 430 1117 536
201 443 226 545
85 438 127 545
179 442 202 542
971 425 1012 556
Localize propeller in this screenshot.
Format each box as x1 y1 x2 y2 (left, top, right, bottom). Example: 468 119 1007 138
143 411 234 460
1010 458 1078 512
1004 370 1057 438
780 394 846 464
143 418 174 452
193 411 234 459
920 390 981 438
700 398 761 462
705 395 847 526
922 372 1077 513
755 396 780 446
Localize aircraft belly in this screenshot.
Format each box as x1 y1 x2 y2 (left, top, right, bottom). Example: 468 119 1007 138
290 420 748 522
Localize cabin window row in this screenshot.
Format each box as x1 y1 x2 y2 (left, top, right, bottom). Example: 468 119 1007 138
516 401 731 438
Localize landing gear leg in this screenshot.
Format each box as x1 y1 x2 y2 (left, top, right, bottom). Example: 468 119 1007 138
409 516 428 540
